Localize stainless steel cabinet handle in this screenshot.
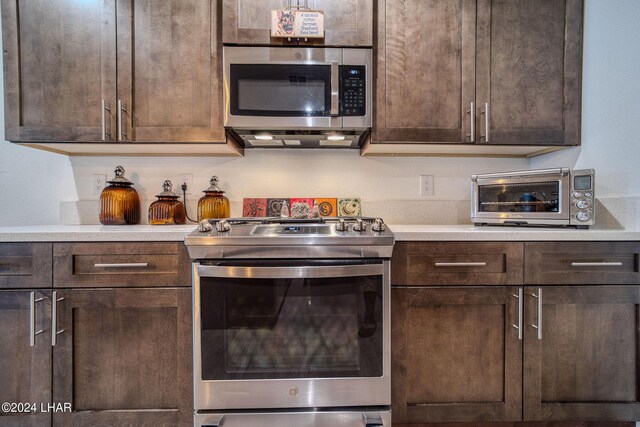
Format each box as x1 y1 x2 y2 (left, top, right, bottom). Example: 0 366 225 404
434 262 487 267
198 263 384 279
29 292 45 347
530 288 542 340
570 261 623 267
480 102 490 142
467 102 475 142
117 100 128 141
101 100 111 141
511 288 523 340
330 61 339 116
51 291 66 346
94 262 149 268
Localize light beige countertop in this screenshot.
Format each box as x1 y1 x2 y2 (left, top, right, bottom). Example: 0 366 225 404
388 224 640 241
0 225 198 242
0 224 638 242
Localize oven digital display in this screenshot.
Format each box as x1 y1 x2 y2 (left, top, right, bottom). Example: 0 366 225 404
574 175 592 191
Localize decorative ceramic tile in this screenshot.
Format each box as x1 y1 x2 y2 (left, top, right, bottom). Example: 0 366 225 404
338 198 361 217
267 198 289 217
289 198 313 219
315 198 337 217
242 198 267 217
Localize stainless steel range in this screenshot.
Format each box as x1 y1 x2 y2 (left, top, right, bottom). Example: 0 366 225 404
185 217 394 427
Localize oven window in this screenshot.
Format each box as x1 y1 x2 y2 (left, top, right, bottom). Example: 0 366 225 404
230 64 331 117
478 181 560 213
199 264 383 380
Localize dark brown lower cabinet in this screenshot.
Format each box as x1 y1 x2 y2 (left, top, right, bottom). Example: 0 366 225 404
392 286 522 424
524 286 640 421
0 290 52 427
51 287 192 427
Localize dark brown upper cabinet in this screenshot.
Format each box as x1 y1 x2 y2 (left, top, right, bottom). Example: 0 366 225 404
373 0 583 147
1 0 116 142
374 0 476 144
1 0 228 146
222 0 373 46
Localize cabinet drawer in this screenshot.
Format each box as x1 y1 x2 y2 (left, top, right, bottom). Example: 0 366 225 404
392 242 524 286
525 242 640 285
53 242 191 288
0 243 52 288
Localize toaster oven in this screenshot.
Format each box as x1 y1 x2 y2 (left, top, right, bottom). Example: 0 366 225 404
471 168 595 228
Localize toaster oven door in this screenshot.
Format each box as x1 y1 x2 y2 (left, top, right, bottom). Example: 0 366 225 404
472 174 570 225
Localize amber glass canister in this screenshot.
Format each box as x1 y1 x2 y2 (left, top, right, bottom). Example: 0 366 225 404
99 166 140 225
197 176 230 221
148 180 186 225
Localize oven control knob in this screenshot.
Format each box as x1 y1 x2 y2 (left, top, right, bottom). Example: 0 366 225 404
576 200 589 209
215 219 231 233
572 192 582 198
576 212 590 221
585 192 593 198
371 218 386 232
198 220 213 233
353 218 366 232
335 219 348 232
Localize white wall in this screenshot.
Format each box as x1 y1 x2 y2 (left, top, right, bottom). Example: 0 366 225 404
1 0 639 226
531 0 640 198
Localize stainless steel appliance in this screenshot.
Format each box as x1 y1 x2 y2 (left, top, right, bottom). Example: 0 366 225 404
471 168 596 228
223 46 372 149
185 217 394 427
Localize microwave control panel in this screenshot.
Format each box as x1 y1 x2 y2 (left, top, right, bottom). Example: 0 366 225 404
340 65 366 116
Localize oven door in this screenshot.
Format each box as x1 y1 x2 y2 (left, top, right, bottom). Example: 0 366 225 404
472 171 570 225
193 259 390 411
223 46 342 129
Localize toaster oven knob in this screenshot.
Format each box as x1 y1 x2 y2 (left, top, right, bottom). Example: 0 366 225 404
585 192 593 198
371 218 386 232
576 212 590 221
215 219 231 233
353 218 366 232
335 219 348 232
572 192 582 198
576 200 589 209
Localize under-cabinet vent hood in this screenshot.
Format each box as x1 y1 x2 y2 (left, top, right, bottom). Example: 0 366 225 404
227 129 370 149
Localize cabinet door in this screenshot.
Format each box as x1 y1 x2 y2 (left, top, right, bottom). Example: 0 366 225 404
52 288 192 426
116 0 225 142
0 290 52 427
392 286 522 423
1 0 117 142
373 0 476 143
222 0 373 46
475 0 583 146
524 286 640 421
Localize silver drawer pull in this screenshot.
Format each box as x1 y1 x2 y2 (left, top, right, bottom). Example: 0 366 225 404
434 262 487 267
94 263 149 268
570 262 623 267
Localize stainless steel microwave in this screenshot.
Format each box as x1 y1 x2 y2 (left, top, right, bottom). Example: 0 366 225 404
222 46 372 148
471 168 595 228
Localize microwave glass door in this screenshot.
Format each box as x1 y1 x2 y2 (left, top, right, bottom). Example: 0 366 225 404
230 64 332 117
199 260 383 381
478 181 560 213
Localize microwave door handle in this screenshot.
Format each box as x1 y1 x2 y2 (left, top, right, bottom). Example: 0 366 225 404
197 263 384 279
331 61 339 116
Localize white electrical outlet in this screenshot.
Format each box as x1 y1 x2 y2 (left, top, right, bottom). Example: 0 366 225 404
419 175 434 196
92 174 107 196
177 174 193 194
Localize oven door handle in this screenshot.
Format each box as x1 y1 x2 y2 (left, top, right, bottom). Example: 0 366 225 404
197 263 384 279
